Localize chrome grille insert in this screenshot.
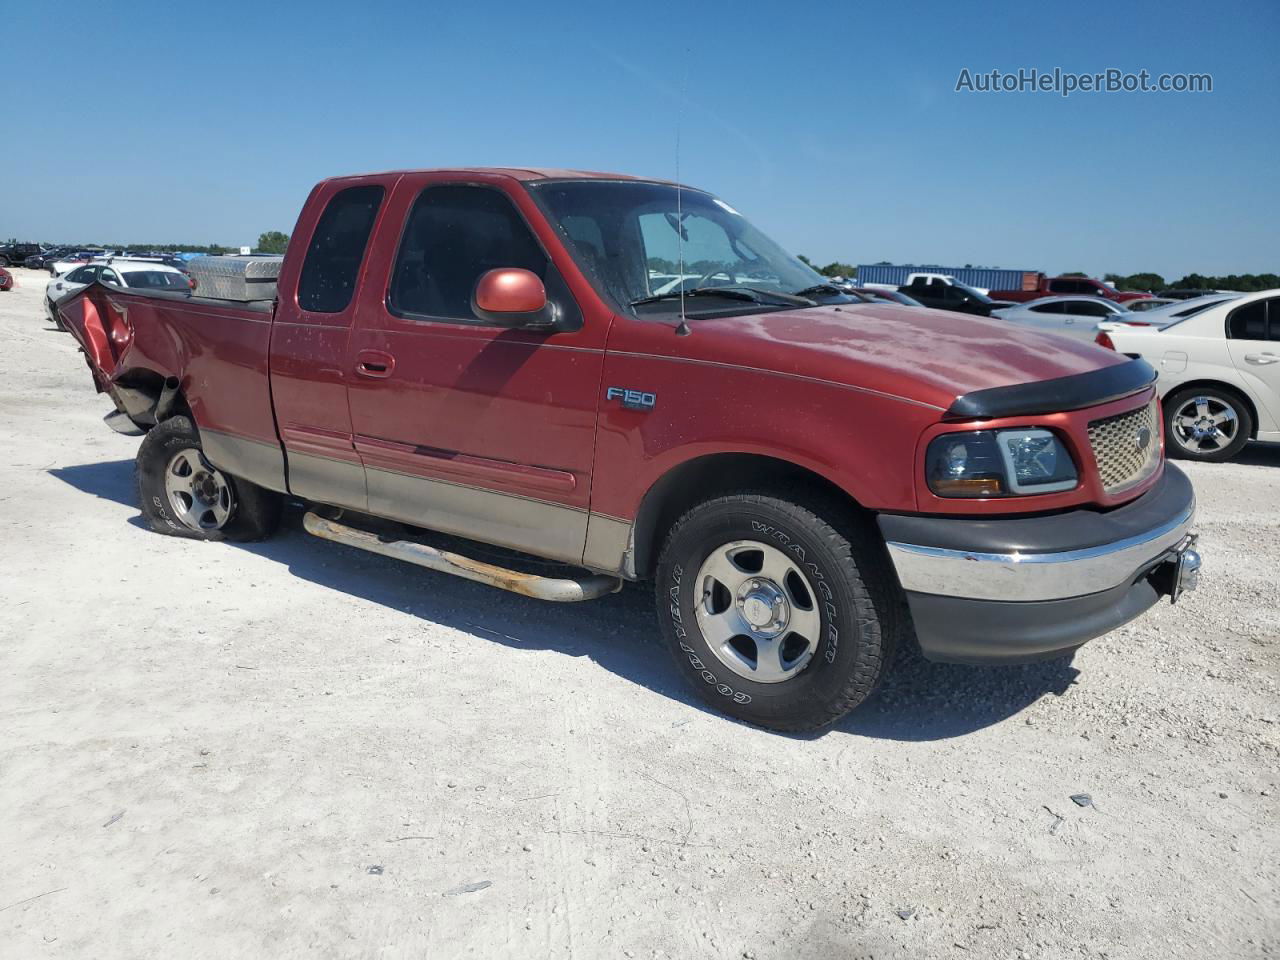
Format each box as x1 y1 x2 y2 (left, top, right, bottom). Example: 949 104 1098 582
1088 400 1161 493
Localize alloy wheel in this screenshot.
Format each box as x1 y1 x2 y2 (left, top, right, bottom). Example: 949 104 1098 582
694 539 821 683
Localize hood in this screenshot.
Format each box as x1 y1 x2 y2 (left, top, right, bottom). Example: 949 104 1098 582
620 302 1130 412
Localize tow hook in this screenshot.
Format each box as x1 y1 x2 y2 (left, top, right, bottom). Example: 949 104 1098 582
1151 534 1201 603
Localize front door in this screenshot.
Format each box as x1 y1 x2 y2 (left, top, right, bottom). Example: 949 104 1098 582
1225 296 1280 430
343 175 607 564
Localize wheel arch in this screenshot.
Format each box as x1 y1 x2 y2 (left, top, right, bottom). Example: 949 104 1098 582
110 369 193 430
630 452 868 579
1162 379 1259 440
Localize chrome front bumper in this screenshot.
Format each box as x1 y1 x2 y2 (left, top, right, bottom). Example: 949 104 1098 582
876 464 1200 664
885 501 1196 602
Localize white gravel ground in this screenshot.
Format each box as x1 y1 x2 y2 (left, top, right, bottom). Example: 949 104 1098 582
1 266 1277 959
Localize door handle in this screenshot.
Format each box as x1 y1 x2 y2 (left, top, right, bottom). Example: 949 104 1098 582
355 350 395 379
1244 353 1278 365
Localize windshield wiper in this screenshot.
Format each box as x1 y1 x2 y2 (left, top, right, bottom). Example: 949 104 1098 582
630 287 762 308
792 282 853 298
630 285 816 309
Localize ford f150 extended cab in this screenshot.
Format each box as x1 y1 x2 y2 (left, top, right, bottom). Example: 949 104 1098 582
57 167 1201 731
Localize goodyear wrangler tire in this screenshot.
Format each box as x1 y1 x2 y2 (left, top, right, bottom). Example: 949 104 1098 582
655 493 899 732
136 416 281 542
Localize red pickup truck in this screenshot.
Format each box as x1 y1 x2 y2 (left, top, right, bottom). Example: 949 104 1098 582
58 167 1200 731
990 273 1152 304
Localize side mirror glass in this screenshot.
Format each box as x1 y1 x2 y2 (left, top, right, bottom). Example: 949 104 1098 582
471 268 557 329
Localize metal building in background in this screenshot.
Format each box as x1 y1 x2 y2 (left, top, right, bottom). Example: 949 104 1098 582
857 264 1040 291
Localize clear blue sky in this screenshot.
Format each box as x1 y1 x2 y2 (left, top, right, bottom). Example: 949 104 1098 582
2 0 1276 280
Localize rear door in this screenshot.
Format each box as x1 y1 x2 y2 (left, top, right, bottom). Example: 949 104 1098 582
1056 298 1114 339
1225 297 1280 430
342 173 609 564
269 176 395 509
1015 300 1067 334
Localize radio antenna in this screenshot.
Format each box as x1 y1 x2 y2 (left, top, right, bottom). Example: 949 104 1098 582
674 53 691 337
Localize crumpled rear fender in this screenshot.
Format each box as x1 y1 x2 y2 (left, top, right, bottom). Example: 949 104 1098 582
57 283 181 426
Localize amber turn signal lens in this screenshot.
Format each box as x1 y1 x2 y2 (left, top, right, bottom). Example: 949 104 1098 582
929 475 1006 497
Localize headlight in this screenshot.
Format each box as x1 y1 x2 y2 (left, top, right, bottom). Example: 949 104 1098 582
926 428 1078 498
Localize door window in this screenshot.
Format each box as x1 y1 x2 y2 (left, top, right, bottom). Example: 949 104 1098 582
1049 279 1085 294
297 184 385 313
1227 300 1269 340
1069 300 1110 318
388 185 549 322
99 268 121 285
1029 302 1064 314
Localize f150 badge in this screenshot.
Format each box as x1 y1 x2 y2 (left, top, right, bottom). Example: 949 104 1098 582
606 386 656 411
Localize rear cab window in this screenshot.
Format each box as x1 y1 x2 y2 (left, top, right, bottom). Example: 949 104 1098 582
298 185 385 313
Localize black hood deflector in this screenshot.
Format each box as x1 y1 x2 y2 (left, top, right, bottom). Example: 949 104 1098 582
944 357 1157 421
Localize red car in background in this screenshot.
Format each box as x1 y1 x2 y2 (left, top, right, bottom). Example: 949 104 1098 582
0 267 13 291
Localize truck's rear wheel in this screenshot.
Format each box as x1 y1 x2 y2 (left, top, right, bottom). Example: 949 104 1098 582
136 416 281 541
655 493 898 732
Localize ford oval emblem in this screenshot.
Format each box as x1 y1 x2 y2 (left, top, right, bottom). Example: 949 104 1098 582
1135 426 1153 451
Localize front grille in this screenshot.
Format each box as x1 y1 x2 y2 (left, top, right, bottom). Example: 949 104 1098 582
1088 400 1161 493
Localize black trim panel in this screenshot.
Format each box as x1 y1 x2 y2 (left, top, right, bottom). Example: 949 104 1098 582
906 572 1164 665
878 463 1192 555
944 357 1156 421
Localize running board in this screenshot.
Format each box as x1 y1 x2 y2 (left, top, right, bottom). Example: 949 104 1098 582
302 511 622 602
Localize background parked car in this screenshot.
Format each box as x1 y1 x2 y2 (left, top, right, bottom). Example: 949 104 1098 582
0 267 13 291
1123 297 1177 312
1097 289 1280 461
48 250 109 275
991 295 1138 341
1131 293 1243 323
858 287 925 307
1159 288 1231 300
0 241 43 267
899 275 1012 315
988 272 1152 304
44 259 192 327
24 246 71 269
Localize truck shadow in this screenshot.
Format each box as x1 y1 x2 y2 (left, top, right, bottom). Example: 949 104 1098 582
51 459 1079 743
1235 442 1280 467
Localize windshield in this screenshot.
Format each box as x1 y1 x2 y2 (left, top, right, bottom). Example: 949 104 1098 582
123 270 189 289
527 180 827 313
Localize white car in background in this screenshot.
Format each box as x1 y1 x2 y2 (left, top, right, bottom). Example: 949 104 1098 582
990 296 1137 341
45 259 192 327
1097 289 1280 462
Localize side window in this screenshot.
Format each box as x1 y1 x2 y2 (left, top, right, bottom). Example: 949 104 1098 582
1029 302 1060 314
1269 299 1280 341
1071 300 1109 318
297 184 384 313
1227 300 1267 340
389 185 548 321
100 268 120 285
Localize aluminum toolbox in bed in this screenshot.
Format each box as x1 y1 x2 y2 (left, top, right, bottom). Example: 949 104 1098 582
185 255 284 301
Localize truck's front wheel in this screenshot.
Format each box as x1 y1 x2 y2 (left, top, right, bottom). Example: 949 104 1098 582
136 416 281 541
655 493 898 732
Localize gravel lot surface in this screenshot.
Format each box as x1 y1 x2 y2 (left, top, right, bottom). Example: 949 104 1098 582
1 266 1277 959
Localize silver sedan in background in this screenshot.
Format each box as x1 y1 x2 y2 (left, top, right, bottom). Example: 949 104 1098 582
991 296 1138 342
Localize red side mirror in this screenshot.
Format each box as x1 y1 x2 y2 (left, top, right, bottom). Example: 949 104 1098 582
471 268 555 328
